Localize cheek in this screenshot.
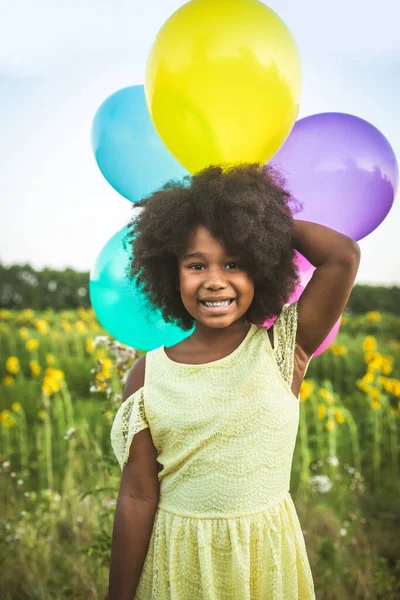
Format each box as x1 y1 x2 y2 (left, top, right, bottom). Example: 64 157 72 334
179 272 198 297
239 274 255 297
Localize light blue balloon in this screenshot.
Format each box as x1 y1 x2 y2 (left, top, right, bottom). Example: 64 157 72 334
89 226 193 351
91 85 188 203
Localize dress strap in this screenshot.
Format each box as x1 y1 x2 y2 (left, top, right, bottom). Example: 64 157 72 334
272 301 299 387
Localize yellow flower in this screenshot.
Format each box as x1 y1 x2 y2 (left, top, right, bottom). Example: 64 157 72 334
381 358 393 376
0 309 11 319
318 404 327 420
326 419 335 432
75 320 87 334
300 380 313 402
0 409 16 427
61 321 72 333
3 375 15 386
367 311 381 322
86 338 94 354
104 411 114 422
29 360 41 377
21 308 34 320
42 368 65 397
11 402 22 413
46 353 56 366
19 327 29 340
42 377 60 396
369 388 380 400
362 372 374 384
95 349 106 360
6 356 20 374
371 399 381 410
333 407 345 424
330 344 348 356
365 351 379 364
37 410 46 421
101 358 113 378
363 336 377 353
319 388 334 403
35 319 49 335
25 339 39 351
77 307 87 319
45 368 64 381
367 354 383 372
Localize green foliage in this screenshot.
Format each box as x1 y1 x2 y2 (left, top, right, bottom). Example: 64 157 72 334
347 285 400 315
0 263 90 310
1 307 400 599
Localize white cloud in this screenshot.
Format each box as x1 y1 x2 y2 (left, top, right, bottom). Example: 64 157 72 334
1 0 399 75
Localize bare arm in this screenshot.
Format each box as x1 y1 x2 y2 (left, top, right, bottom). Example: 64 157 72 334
108 356 160 600
294 220 361 357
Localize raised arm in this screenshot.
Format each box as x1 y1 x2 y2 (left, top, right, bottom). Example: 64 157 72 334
294 220 361 357
108 357 160 600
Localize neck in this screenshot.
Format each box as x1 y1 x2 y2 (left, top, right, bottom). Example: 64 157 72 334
191 318 250 347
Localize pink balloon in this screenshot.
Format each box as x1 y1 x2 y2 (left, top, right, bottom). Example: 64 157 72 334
294 251 315 287
313 316 342 357
263 253 314 329
263 283 305 328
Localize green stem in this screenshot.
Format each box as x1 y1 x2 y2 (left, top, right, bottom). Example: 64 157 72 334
44 410 54 491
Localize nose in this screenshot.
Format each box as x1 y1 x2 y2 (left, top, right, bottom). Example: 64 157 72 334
204 265 227 290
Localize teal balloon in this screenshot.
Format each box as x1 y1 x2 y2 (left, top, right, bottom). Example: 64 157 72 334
89 226 193 351
91 85 188 203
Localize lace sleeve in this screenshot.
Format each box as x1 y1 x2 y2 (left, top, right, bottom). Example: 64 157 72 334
272 301 299 387
110 388 149 470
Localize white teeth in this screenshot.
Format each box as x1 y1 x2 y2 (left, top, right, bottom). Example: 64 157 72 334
203 300 232 307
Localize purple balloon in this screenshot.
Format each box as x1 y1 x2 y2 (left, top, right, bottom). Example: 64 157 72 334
270 113 398 241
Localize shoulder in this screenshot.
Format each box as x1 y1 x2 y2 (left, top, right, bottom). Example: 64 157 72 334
123 355 147 401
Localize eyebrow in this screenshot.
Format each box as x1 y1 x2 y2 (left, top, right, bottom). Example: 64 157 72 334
182 251 240 260
182 252 205 260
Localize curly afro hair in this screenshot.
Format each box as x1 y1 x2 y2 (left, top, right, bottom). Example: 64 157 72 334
125 163 301 330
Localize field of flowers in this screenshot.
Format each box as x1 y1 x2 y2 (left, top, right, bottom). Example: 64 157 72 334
1 307 400 599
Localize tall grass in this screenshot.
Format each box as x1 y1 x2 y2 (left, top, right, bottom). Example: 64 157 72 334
0 308 399 599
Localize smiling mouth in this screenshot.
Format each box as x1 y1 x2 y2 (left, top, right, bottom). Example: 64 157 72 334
199 299 235 310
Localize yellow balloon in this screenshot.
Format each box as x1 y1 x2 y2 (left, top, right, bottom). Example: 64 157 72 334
145 0 302 174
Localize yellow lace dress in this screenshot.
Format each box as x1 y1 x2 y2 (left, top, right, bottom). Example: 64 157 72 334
110 302 316 599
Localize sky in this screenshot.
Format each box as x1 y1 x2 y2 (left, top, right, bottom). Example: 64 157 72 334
1 0 399 285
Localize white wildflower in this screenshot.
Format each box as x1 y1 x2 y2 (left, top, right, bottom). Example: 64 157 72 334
339 528 347 536
64 427 76 440
308 475 332 494
93 335 109 347
327 455 339 467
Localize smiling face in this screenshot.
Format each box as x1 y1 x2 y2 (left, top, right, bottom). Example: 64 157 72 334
178 225 255 330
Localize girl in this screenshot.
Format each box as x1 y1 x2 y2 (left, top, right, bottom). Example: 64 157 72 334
108 164 360 600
